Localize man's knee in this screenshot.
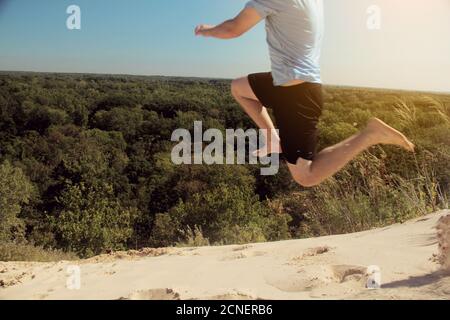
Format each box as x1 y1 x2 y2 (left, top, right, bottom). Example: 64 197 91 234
289 163 318 188
292 174 317 188
232 76 255 100
231 77 245 99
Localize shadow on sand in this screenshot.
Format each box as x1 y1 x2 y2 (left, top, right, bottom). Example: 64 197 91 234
382 270 449 289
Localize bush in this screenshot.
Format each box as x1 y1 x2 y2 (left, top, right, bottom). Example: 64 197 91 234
0 161 35 242
52 182 137 257
176 226 210 247
151 184 291 246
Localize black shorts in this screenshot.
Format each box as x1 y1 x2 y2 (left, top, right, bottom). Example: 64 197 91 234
248 72 323 164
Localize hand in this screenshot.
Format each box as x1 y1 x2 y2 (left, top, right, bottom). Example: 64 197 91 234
195 24 215 36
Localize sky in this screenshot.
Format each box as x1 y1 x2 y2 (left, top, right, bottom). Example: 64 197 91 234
0 0 449 92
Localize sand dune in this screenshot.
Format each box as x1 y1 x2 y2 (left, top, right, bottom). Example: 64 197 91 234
1 210 449 300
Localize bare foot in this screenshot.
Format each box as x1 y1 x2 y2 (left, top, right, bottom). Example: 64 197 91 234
365 118 415 152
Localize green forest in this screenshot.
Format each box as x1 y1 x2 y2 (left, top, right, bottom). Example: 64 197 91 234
0 72 449 261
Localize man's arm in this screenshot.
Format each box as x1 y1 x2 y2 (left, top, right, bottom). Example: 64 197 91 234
195 7 263 39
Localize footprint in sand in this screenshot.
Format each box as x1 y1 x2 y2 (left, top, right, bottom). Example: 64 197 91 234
120 288 180 300
219 244 268 261
232 245 252 252
288 246 333 266
303 246 332 258
35 293 49 300
266 264 368 293
201 293 260 300
221 249 267 261
331 265 367 283
221 252 248 261
0 271 33 288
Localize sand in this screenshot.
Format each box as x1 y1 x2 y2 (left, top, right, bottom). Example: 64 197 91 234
1 210 449 300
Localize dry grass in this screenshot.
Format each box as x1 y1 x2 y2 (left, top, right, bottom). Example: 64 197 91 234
436 215 450 270
0 242 78 262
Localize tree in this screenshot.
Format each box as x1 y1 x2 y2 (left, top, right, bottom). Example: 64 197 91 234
0 161 34 242
52 182 137 257
92 106 144 140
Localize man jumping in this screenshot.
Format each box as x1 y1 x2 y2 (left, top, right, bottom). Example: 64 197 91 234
195 0 415 187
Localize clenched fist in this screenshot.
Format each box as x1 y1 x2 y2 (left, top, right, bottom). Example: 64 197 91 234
194 24 215 36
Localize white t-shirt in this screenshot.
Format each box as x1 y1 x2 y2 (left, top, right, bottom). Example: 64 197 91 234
246 0 324 86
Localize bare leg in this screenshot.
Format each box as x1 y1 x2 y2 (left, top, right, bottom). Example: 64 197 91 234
231 77 281 156
288 118 415 187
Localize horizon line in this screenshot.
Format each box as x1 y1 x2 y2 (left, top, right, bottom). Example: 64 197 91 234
1 69 449 96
